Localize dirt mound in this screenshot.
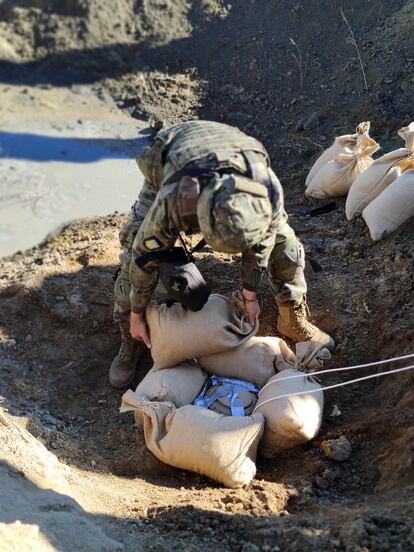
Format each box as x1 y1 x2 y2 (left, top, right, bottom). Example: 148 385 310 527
1 0 414 550
2 0 413 139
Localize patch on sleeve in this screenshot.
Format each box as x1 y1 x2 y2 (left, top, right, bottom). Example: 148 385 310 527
143 237 162 250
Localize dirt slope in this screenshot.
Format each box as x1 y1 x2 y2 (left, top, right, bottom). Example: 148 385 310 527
1 1 414 551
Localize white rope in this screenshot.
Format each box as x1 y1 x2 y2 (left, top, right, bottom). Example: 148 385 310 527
252 363 414 413
261 352 414 390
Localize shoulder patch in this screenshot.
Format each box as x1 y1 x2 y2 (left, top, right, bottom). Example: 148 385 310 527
144 237 162 250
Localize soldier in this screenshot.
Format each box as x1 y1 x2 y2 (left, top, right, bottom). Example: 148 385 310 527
110 120 335 388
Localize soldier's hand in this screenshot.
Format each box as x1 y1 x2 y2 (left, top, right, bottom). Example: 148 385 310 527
130 312 152 348
242 289 260 325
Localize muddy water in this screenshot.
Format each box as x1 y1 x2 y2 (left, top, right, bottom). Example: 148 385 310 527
0 117 150 257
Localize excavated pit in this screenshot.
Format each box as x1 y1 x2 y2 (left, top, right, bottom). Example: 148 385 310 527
0 1 414 550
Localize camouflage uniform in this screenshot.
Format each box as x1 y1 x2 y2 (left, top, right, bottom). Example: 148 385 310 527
113 121 306 323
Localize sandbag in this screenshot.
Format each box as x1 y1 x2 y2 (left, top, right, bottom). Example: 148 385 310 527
147 293 258 370
198 338 331 386
198 336 297 386
305 130 379 198
120 361 207 425
346 123 414 219
255 369 324 457
292 341 332 372
305 121 370 188
142 402 264 488
362 169 414 241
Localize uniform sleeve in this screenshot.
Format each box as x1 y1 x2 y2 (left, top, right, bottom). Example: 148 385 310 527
129 184 180 313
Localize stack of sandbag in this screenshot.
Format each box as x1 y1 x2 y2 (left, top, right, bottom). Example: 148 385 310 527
362 169 414 241
305 122 371 189
120 293 330 487
305 123 379 198
345 123 414 222
255 368 324 457
146 293 258 369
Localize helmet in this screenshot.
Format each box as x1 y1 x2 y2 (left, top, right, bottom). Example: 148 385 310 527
197 173 273 253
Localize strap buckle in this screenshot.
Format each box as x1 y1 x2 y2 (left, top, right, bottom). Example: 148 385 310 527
176 176 202 233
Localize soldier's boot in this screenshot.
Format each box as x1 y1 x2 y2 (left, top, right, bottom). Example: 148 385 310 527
109 325 146 389
277 298 336 352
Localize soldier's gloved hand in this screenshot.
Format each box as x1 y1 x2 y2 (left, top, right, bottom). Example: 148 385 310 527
242 289 260 326
130 312 152 348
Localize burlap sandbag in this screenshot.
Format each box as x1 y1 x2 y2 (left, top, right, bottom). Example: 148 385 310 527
120 361 207 426
362 169 414 241
305 131 379 198
147 293 258 370
198 336 296 386
255 369 324 457
142 402 264 488
305 122 370 188
346 123 414 220
291 341 332 372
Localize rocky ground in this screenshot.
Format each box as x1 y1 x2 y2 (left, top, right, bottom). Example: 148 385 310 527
1 1 414 551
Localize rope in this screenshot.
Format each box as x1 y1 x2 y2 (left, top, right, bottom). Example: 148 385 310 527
252 363 414 413
262 352 414 388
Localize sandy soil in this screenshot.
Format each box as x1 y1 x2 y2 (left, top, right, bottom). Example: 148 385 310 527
0 1 414 551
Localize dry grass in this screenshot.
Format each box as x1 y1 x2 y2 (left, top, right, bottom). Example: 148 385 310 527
340 7 369 92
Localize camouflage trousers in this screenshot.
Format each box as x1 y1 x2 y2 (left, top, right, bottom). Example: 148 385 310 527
267 209 307 303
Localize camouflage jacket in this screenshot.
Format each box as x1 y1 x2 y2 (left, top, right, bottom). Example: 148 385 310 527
129 121 285 313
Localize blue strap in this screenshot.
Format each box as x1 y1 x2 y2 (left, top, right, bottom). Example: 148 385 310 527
193 375 261 416
208 375 261 395
228 390 245 417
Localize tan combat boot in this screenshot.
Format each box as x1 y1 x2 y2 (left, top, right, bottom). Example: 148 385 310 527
277 298 335 351
109 326 146 389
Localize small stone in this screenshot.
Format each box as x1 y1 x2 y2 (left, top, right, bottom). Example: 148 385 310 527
322 468 335 482
90 459 96 467
151 120 164 131
303 112 319 131
315 475 329 490
330 404 342 417
55 295 65 301
43 414 59 426
2 338 16 348
321 435 352 462
241 544 260 552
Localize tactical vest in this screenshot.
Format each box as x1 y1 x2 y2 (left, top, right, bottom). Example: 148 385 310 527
157 120 269 174
157 121 276 234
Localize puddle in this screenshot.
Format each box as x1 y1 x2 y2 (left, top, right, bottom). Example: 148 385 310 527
0 117 150 257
